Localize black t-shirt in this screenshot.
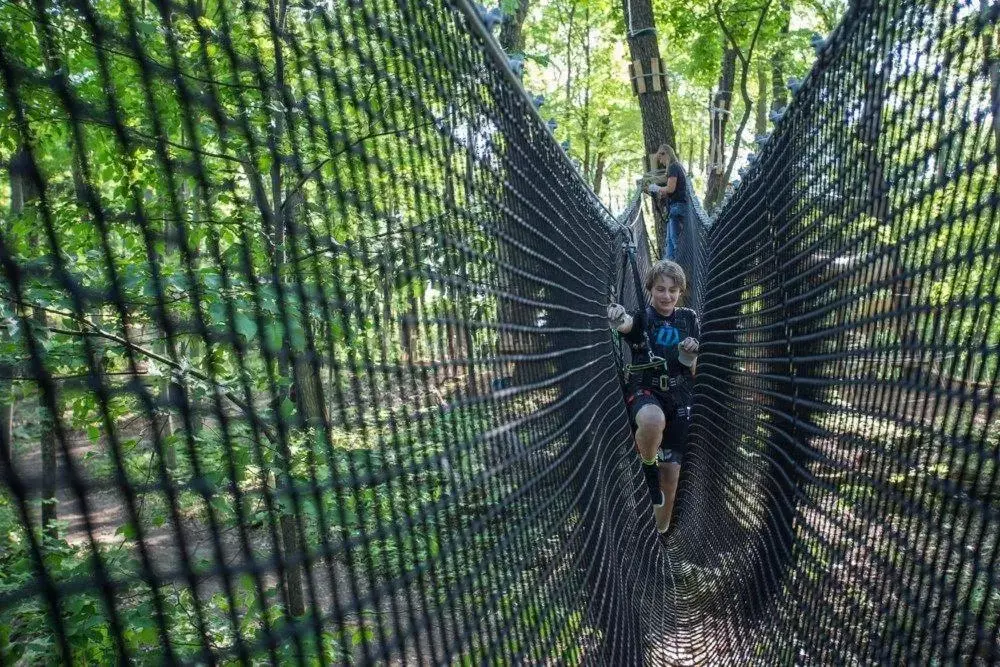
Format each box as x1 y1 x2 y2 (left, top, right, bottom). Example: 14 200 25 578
666 162 688 204
624 305 700 377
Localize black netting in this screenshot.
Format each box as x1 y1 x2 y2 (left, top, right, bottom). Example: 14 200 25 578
0 0 997 663
689 0 1000 662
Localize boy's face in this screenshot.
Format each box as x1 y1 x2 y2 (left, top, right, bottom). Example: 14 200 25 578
650 276 681 314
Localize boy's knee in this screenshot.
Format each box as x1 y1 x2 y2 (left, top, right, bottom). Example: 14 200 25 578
635 404 666 432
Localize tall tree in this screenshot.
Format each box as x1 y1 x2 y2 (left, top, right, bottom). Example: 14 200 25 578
621 0 676 249
9 147 58 540
705 0 773 211
771 0 791 112
755 64 769 135
705 44 737 209
621 0 676 155
591 115 612 194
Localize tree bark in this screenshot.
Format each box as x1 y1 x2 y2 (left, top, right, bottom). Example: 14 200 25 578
699 132 705 172
499 0 533 53
565 1 577 125
266 74 306 616
277 186 306 619
591 115 611 194
707 2 772 211
705 45 737 209
11 146 58 539
982 1 999 161
621 0 676 156
0 391 11 468
33 308 57 539
592 153 606 195
755 63 769 135
155 185 182 471
582 5 592 178
771 0 791 112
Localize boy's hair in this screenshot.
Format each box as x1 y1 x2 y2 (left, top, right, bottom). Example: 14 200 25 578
645 260 687 293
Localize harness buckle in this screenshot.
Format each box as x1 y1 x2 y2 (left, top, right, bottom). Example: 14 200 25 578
659 374 684 391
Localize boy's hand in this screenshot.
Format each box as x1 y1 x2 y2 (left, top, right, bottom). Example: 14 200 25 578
607 304 631 332
679 337 699 353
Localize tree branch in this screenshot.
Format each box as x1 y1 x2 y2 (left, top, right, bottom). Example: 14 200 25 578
277 118 443 213
10 301 278 444
714 0 773 189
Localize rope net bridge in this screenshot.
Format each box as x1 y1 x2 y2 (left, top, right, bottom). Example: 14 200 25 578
0 0 996 662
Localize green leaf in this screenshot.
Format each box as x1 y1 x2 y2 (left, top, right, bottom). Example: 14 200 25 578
235 312 257 340
116 522 138 539
264 322 284 351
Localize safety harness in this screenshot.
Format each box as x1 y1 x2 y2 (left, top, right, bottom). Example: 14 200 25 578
623 319 692 392
619 240 692 396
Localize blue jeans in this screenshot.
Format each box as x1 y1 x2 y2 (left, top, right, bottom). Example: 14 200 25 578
664 202 686 260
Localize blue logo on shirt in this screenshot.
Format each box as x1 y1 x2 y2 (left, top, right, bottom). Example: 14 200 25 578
655 325 681 348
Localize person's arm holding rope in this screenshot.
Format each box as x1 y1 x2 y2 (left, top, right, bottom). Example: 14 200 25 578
679 337 699 376
648 176 678 202
607 303 633 334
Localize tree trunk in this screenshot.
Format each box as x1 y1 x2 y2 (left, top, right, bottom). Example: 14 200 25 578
156 195 179 471
860 59 889 222
699 132 706 172
277 186 307 619
621 0 675 251
592 153 606 195
11 147 58 539
755 63 769 135
565 2 576 117
705 45 737 210
621 0 676 156
0 387 11 465
981 1 999 160
267 74 306 616
2 164 17 489
582 6 592 178
771 0 791 112
591 115 611 194
33 308 57 539
498 0 533 53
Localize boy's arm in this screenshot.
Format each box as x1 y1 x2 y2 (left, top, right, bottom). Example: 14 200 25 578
621 309 645 341
608 304 645 337
687 310 701 375
607 303 634 333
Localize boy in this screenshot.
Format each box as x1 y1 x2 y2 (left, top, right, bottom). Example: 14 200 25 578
608 260 699 534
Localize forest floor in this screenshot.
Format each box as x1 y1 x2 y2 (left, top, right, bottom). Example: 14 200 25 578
13 423 452 664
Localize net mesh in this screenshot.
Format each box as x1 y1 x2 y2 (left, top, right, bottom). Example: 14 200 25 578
0 0 997 663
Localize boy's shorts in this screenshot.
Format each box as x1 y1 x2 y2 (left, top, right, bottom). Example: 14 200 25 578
627 389 692 465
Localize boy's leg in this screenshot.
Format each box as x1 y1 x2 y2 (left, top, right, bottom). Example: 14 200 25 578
656 407 692 533
656 458 681 534
631 397 665 505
